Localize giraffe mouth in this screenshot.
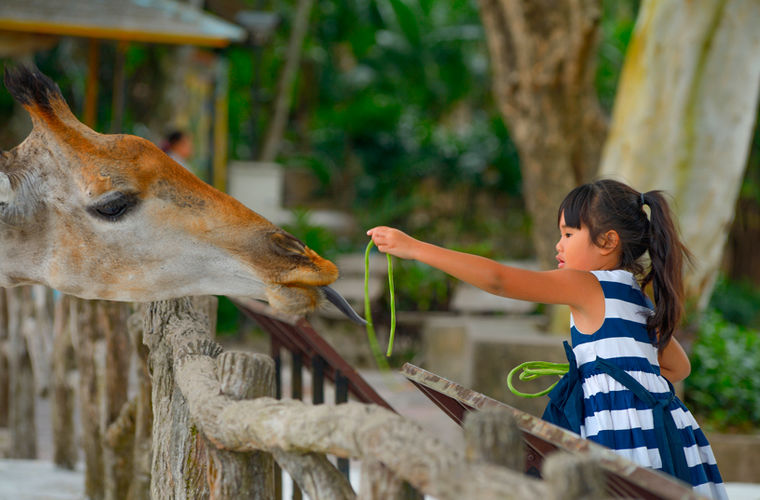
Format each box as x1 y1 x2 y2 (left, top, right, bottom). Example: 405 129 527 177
320 286 367 325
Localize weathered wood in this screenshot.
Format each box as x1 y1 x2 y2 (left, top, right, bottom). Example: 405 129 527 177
273 448 355 500
208 351 275 499
0 288 9 429
542 451 607 500
189 295 218 338
6 286 37 458
127 307 152 500
463 407 524 472
359 460 403 500
100 301 132 500
27 285 54 396
51 294 77 469
172 354 547 499
104 399 137 500
71 297 104 499
145 298 216 500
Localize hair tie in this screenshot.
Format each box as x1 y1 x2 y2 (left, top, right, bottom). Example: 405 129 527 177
640 192 646 207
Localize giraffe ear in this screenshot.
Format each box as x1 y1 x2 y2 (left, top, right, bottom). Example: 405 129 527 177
0 172 13 204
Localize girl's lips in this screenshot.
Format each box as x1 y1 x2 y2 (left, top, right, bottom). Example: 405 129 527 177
556 256 565 268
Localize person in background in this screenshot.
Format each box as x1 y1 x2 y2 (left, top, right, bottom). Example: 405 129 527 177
162 130 193 170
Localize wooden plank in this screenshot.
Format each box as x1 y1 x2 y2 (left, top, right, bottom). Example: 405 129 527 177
401 363 707 500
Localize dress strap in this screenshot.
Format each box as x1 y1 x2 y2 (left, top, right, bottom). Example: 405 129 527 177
594 357 691 483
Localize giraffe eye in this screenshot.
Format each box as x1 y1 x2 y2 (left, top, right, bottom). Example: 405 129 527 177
88 192 139 221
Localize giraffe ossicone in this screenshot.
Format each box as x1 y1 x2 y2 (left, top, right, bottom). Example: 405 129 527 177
0 65 362 322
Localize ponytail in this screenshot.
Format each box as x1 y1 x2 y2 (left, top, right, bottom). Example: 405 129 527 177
639 191 692 350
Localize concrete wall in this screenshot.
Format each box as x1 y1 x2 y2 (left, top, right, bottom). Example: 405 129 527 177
421 315 569 417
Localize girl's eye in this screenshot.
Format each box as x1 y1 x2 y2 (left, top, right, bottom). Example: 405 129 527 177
565 233 572 238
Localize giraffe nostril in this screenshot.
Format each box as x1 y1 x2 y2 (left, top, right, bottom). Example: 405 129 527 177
269 231 309 259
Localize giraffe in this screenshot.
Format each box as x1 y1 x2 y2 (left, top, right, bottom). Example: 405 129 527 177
0 65 362 322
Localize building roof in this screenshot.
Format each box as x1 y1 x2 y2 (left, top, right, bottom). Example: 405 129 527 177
0 0 246 47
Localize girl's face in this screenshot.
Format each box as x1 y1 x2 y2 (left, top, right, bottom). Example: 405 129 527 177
555 212 604 271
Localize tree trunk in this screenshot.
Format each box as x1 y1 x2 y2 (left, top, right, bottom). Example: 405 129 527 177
599 0 760 308
477 0 608 269
259 0 314 162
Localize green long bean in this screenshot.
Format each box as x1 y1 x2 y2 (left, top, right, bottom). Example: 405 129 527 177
507 360 569 398
364 240 396 369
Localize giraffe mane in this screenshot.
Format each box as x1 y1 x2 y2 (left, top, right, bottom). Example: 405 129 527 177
3 65 63 112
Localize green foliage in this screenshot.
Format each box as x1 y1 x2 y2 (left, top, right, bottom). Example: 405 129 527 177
684 311 760 432
708 276 760 330
390 260 454 311
226 0 524 249
282 209 343 260
215 296 243 336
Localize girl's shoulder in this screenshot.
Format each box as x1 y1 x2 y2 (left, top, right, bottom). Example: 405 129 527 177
589 269 636 286
589 269 652 308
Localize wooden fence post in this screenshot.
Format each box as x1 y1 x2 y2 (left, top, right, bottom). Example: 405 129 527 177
28 285 54 396
541 451 607 500
6 286 37 458
0 289 9 430
127 306 152 500
206 351 276 499
463 407 524 472
145 298 216 500
52 294 77 469
72 297 104 499
100 301 132 500
359 460 404 500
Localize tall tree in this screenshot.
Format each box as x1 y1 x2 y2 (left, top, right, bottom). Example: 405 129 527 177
477 0 608 270
599 0 760 309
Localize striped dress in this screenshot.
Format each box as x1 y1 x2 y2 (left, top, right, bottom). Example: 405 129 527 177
545 269 727 499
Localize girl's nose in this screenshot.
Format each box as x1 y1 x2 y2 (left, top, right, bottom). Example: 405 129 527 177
555 238 562 252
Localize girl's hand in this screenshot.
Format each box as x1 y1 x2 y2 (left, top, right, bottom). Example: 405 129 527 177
366 226 419 260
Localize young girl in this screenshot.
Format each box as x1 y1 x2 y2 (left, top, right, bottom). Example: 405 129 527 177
368 179 726 499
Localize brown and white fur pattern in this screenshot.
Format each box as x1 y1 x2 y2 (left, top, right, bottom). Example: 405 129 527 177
0 66 350 318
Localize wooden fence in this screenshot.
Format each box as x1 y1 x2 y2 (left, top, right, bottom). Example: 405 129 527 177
0 286 705 499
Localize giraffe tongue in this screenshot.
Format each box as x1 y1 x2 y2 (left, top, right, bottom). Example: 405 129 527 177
320 286 367 325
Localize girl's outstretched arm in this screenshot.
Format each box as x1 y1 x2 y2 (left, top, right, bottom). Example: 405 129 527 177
366 226 602 313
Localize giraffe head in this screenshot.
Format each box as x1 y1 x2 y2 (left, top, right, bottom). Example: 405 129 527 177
0 66 360 320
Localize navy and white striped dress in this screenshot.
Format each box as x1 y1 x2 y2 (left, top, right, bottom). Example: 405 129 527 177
555 270 727 499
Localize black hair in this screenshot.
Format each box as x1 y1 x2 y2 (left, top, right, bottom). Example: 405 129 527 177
558 179 692 350
166 130 186 147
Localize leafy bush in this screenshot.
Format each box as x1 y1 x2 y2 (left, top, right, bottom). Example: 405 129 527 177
684 311 760 432
391 260 455 311
708 276 760 330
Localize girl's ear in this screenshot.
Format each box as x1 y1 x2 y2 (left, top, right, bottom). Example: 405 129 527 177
599 230 620 255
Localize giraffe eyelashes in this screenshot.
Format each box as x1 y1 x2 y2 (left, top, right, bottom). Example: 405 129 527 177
87 191 140 222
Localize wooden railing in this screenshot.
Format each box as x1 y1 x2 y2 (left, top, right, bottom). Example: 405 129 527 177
0 288 707 499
